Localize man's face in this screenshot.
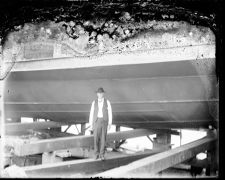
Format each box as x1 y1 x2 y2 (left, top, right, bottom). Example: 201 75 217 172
97 92 104 99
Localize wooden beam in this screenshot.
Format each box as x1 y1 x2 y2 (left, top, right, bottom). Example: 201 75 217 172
35 129 74 138
153 133 171 150
95 136 217 178
23 150 163 178
115 120 211 129
5 129 74 139
3 121 72 135
10 129 167 156
124 127 180 136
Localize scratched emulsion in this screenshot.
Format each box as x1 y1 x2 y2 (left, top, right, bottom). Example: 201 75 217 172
0 0 219 78
0 0 220 178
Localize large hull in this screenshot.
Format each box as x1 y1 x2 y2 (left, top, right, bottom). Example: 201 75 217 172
4 57 218 129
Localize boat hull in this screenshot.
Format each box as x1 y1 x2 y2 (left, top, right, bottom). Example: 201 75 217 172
4 58 218 129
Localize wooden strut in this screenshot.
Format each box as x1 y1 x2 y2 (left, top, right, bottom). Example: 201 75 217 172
9 128 179 156
146 135 154 143
94 135 217 178
63 125 71 133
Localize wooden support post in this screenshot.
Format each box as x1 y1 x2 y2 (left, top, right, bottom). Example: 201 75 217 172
95 136 217 178
206 149 217 176
153 133 171 151
80 124 86 135
17 117 21 123
116 126 120 132
115 126 121 149
50 127 61 132
49 119 61 132
206 128 218 176
42 152 63 164
11 117 21 123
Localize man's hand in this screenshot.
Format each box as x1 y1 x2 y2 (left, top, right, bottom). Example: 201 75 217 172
89 126 93 132
85 124 93 131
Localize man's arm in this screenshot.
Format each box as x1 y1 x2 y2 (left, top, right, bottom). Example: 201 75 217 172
107 100 112 130
87 101 95 130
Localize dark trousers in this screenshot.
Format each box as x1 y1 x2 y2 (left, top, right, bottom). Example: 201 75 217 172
93 118 108 157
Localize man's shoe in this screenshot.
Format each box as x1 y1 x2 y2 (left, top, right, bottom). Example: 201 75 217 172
94 155 99 160
100 155 105 161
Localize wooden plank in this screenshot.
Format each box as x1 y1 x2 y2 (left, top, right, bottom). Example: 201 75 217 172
125 127 180 136
4 121 72 135
5 129 74 138
95 136 217 178
35 129 74 138
116 120 212 129
147 129 180 136
11 129 166 156
23 150 163 177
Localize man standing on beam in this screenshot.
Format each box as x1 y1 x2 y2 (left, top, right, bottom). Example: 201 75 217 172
87 87 112 160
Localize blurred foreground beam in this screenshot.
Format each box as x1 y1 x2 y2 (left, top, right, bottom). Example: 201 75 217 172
23 150 163 178
9 129 178 156
95 136 217 178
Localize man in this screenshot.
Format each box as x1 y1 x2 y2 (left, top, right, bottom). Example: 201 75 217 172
87 87 112 160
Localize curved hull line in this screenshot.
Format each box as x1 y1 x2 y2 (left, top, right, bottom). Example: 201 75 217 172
6 43 214 63
4 99 219 105
6 44 215 72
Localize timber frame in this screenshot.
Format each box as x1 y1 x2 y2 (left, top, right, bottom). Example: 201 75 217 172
6 128 179 156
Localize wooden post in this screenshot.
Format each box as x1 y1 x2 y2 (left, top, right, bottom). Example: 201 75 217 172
153 133 171 151
206 128 218 176
42 152 62 164
80 124 86 135
50 119 61 132
12 117 21 123
115 126 121 149
50 127 61 132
